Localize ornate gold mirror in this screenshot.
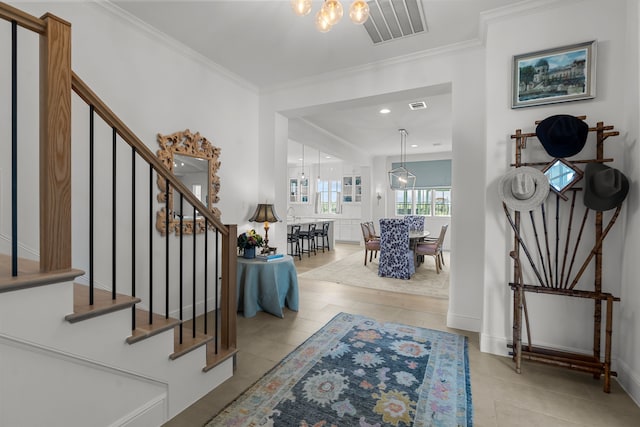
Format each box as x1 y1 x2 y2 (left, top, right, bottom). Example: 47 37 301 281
156 129 221 235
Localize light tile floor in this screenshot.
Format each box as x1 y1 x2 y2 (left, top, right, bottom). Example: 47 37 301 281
164 243 640 426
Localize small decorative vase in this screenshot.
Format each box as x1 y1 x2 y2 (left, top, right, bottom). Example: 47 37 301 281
243 247 256 259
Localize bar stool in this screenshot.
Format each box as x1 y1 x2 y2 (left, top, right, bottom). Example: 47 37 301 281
287 225 301 260
314 221 331 252
299 223 317 257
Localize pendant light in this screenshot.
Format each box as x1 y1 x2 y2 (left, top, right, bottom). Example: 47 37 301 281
301 145 305 180
321 0 343 26
315 150 322 214
293 0 370 32
291 0 312 16
349 0 369 24
388 129 416 190
315 10 332 32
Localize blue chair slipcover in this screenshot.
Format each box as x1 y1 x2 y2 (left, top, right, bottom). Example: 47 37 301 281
404 215 425 232
378 218 415 280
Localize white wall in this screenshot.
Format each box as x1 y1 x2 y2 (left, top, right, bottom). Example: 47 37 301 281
3 1 261 317
3 0 639 410
483 0 638 402
261 44 488 334
1 1 257 421
262 0 640 405
620 0 640 405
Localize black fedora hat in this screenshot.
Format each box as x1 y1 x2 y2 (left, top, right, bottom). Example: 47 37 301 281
536 115 589 158
583 163 629 211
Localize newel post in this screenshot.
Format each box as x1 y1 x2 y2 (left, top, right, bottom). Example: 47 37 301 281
39 13 71 272
221 224 238 350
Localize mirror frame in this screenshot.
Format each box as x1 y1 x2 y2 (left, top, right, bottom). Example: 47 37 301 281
542 157 583 201
155 129 221 235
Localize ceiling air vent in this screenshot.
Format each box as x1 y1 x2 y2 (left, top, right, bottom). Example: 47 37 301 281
363 0 428 44
408 101 427 110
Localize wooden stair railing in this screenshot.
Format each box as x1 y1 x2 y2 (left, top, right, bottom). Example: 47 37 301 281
0 2 237 368
70 71 238 364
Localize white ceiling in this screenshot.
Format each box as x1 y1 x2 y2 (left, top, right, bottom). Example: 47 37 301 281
112 0 528 164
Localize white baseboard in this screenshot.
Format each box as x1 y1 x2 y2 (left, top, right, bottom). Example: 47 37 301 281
480 332 511 356
0 232 39 259
479 332 600 358
446 311 480 332
479 333 640 407
614 357 640 408
169 296 221 321
109 394 168 427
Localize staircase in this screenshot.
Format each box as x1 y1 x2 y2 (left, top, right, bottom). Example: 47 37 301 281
0 3 237 425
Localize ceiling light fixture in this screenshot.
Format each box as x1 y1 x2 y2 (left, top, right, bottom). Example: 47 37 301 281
291 0 370 32
388 129 416 190
379 108 391 114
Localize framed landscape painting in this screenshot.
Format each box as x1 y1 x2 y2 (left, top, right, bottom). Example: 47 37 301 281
512 40 597 108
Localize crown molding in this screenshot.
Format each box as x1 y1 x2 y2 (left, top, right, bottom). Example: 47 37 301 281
95 1 258 94
478 0 580 42
263 0 580 95
262 37 484 95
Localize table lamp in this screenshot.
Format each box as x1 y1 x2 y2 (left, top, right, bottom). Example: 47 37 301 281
248 203 282 253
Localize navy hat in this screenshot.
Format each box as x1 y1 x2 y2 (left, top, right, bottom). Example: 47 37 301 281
536 115 589 158
583 163 629 211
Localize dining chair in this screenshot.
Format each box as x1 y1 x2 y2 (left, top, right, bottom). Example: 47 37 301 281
299 223 317 257
378 218 415 280
366 221 380 239
360 222 380 266
287 224 302 260
314 221 331 252
404 215 425 232
415 224 448 273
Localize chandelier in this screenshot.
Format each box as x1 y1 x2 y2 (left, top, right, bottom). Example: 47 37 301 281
291 0 370 33
388 129 416 190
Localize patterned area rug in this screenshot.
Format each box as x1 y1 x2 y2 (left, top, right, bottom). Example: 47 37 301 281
207 313 471 427
298 251 449 299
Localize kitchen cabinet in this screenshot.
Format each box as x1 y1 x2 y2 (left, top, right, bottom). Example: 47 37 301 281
289 178 309 203
342 175 361 203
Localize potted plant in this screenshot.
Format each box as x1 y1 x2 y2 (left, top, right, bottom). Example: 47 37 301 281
237 229 264 259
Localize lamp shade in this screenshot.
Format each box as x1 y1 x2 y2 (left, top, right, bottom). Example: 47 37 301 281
248 204 282 223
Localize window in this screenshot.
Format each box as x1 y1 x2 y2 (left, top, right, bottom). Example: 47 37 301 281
395 190 413 215
433 188 452 216
318 179 341 214
192 184 202 201
395 188 451 217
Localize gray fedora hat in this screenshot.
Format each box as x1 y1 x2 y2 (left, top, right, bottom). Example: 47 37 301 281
583 163 629 211
499 166 550 211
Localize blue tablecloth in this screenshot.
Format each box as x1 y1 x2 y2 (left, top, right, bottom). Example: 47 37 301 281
236 255 299 318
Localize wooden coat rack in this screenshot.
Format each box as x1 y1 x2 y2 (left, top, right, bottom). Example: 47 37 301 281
506 116 621 393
